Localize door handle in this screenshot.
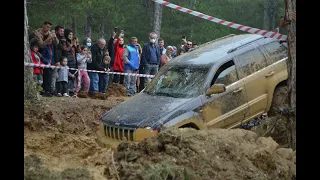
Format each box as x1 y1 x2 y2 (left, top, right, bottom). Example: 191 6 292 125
265 71 275 77
233 87 243 93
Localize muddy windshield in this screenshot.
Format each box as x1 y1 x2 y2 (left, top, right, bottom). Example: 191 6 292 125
144 66 210 98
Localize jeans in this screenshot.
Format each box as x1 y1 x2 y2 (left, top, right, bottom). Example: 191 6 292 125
56 81 68 94
99 73 109 93
42 68 53 93
124 70 137 95
143 64 158 89
112 70 124 84
51 69 58 93
74 70 90 94
89 72 99 95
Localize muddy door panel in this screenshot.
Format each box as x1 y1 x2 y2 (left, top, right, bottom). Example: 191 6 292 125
203 79 248 128
234 48 272 122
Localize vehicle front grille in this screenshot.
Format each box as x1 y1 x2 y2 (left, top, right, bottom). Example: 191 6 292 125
103 124 136 141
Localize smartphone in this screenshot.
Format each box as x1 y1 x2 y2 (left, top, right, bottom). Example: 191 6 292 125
114 27 118 32
182 35 186 39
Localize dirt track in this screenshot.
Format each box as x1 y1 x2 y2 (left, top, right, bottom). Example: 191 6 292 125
24 96 296 180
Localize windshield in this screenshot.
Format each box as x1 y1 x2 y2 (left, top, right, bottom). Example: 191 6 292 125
144 66 210 98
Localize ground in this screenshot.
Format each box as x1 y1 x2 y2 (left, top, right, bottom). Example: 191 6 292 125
24 90 295 180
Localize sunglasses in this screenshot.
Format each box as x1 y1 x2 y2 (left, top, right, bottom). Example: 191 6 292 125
187 44 192 46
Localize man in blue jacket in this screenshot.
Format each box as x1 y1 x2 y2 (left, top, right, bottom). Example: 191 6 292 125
139 32 161 91
122 37 140 96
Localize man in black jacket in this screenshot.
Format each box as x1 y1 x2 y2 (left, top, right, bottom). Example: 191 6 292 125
87 38 108 95
139 32 161 92
107 31 117 85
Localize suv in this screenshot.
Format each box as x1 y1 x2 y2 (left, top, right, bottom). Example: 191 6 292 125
99 34 288 141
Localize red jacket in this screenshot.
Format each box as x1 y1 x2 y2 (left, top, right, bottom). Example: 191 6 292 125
30 51 43 75
113 38 125 72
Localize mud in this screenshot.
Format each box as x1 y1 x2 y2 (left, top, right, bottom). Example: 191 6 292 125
106 83 127 97
24 96 295 180
108 128 296 180
24 96 128 180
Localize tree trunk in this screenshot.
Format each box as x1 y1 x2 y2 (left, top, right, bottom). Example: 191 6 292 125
85 12 93 39
264 0 278 30
71 16 76 35
24 0 38 100
152 2 163 38
98 23 104 39
285 0 296 150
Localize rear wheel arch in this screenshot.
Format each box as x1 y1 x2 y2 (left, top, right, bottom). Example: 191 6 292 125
268 80 288 115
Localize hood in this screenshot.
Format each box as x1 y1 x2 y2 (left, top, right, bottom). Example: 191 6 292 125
100 93 194 128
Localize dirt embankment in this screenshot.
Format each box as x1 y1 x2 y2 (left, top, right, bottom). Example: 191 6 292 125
24 95 295 180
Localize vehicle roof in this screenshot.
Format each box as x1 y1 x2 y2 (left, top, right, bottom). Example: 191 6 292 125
169 34 271 67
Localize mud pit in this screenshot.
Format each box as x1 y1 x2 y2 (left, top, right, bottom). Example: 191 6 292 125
24 96 295 180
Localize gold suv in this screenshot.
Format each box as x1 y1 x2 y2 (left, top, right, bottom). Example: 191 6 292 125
99 34 288 141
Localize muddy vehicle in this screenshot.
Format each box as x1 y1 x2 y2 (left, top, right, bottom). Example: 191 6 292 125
100 34 288 141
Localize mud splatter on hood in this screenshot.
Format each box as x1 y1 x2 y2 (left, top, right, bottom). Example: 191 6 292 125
100 93 194 128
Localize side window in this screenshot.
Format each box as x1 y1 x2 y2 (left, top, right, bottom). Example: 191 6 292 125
262 42 288 63
236 48 268 78
211 60 238 86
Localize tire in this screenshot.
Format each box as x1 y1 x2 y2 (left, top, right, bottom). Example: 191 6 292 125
268 85 288 116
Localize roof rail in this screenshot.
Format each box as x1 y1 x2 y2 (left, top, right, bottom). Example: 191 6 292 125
227 36 267 53
189 34 236 52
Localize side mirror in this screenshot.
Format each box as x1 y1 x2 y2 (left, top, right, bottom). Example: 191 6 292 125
206 84 226 96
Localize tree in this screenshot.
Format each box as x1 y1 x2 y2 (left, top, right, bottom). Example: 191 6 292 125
71 16 76 34
152 1 163 38
24 0 38 101
98 23 104 39
85 12 93 39
263 0 279 30
284 0 296 150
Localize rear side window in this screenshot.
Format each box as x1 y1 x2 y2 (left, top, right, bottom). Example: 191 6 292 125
262 42 287 63
236 49 268 78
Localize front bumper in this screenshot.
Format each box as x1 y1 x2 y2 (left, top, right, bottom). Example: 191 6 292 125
100 123 158 142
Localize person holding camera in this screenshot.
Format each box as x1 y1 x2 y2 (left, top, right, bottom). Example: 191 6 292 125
62 29 80 96
112 31 126 84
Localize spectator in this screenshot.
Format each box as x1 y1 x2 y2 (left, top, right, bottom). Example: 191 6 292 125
39 38 55 97
181 36 192 52
99 55 111 93
171 46 177 58
112 32 125 84
158 38 166 55
179 47 186 55
63 29 80 96
30 21 58 48
82 37 92 50
122 37 140 96
140 32 161 91
30 44 43 85
52 25 65 96
74 45 92 98
56 56 74 97
161 46 173 66
107 31 117 85
87 38 108 96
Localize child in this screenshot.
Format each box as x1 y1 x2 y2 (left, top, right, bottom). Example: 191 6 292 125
74 45 92 98
56 56 74 97
30 44 43 84
99 54 111 94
